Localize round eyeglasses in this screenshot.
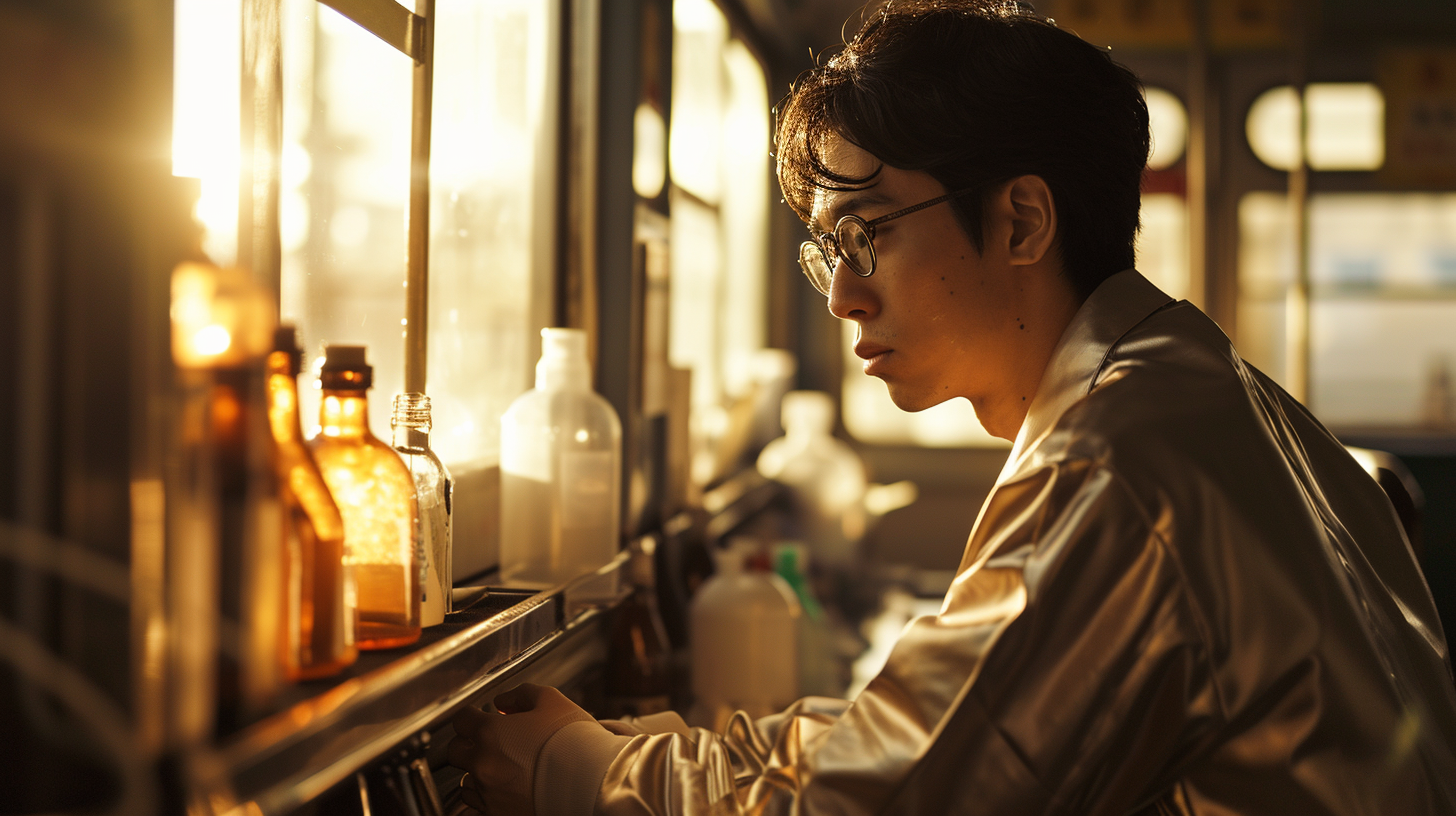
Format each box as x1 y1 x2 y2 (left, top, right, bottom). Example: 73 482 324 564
798 187 978 296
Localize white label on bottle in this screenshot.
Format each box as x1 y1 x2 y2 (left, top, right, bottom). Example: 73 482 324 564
559 450 613 530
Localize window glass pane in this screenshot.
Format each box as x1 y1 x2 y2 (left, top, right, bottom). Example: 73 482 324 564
426 0 558 470
280 1 412 438
172 0 242 265
1235 192 1291 383
1145 87 1188 170
668 188 722 410
669 5 771 420
669 0 726 204
719 39 770 386
1138 193 1190 300
1308 84 1385 170
1237 192 1456 427
1246 83 1385 172
1247 87 1302 172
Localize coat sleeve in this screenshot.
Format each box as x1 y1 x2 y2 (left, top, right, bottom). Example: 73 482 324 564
581 460 1217 816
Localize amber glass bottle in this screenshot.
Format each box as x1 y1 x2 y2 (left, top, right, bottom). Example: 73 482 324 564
605 545 673 717
310 345 422 650
265 327 356 678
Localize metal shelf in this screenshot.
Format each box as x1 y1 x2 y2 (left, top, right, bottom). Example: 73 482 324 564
187 553 628 814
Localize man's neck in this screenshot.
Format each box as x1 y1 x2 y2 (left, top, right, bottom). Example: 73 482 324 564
974 276 1084 441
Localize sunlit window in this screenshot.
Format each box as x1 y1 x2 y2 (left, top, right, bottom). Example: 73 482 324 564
668 0 770 413
633 102 667 199
172 0 241 265
1140 86 1190 302
1238 192 1456 428
174 0 561 579
422 0 559 471
174 0 557 463
1138 194 1190 301
1246 83 1385 172
1145 86 1188 170
280 0 413 438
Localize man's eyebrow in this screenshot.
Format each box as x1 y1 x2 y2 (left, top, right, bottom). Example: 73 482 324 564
810 192 893 233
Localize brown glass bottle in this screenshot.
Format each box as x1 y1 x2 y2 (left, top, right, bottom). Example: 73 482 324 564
309 345 422 650
266 328 357 679
605 545 674 717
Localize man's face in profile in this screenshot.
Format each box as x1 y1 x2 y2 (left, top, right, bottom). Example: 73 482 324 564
810 136 1065 437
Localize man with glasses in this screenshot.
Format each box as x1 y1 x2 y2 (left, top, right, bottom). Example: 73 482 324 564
446 2 1456 814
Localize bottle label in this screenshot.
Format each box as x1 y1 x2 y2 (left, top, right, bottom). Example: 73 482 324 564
501 426 552 481
559 450 613 530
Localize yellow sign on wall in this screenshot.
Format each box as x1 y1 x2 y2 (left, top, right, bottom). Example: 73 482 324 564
1381 50 1456 188
1046 0 1287 50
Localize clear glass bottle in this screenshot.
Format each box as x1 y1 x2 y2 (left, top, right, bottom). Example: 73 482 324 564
500 328 622 586
310 345 422 650
265 327 357 678
392 393 452 627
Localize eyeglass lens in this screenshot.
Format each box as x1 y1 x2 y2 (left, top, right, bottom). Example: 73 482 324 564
798 242 833 295
797 218 875 296
836 219 874 277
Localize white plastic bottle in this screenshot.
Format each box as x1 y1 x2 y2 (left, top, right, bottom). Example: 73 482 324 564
690 542 801 729
500 328 622 587
756 391 868 565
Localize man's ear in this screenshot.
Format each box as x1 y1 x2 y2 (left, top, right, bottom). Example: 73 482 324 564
1003 175 1057 267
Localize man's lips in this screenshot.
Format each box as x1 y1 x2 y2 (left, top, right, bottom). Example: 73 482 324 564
855 343 892 373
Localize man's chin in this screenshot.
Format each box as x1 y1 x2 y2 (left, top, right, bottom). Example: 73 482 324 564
882 381 954 413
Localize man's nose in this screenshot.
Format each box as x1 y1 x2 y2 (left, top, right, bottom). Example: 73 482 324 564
827 258 878 322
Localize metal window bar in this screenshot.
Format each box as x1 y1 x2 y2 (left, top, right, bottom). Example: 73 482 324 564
307 0 435 394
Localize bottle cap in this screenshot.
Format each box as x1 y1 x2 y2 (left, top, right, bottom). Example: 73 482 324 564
273 325 303 376
773 542 808 576
711 546 743 576
319 344 373 390
536 327 592 390
391 393 432 431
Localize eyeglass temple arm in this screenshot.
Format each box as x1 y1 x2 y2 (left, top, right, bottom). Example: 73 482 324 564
867 187 978 227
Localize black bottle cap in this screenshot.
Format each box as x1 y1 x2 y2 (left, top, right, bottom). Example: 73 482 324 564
319 344 373 390
273 325 303 376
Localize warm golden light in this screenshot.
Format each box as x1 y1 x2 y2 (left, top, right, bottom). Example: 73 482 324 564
266 347 356 679
1247 83 1385 172
170 263 273 368
172 0 242 265
633 102 667 199
192 325 232 357
1145 87 1189 170
311 391 421 649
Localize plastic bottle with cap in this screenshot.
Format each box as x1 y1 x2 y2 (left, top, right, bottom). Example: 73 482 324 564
689 540 801 729
756 391 868 565
309 344 422 650
499 328 623 587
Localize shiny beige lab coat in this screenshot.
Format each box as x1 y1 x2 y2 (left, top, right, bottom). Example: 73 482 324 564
549 269 1456 816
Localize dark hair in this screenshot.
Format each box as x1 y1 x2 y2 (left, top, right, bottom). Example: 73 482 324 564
775 0 1150 299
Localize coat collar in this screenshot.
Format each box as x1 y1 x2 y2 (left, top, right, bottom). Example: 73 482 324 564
1000 269 1173 480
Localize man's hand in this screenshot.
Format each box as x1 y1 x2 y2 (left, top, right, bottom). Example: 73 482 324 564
446 684 596 815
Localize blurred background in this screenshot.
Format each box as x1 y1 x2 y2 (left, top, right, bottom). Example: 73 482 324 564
1 0 1454 812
